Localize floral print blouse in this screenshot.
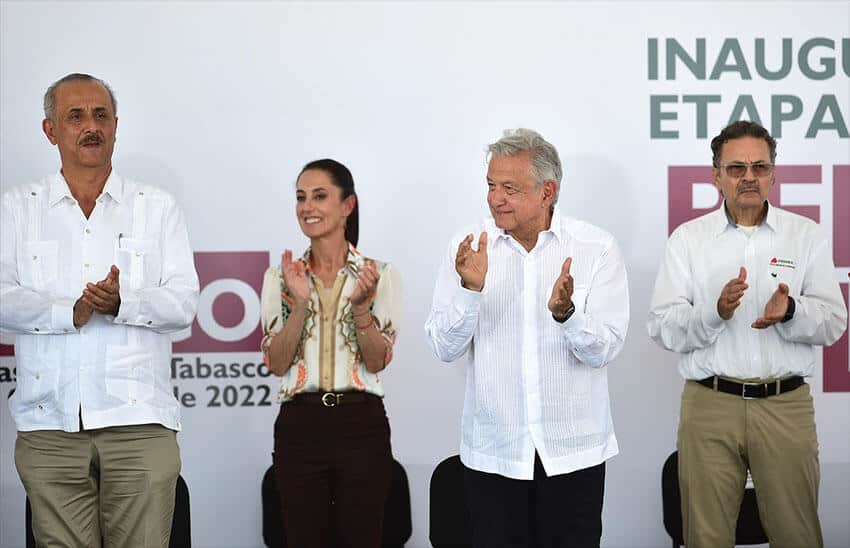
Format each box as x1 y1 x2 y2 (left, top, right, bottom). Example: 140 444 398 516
260 244 402 402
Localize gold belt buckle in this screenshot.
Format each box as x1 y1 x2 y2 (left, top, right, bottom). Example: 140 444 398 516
321 392 342 407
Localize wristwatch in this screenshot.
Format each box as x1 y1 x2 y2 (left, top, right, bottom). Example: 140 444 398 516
553 302 576 324
781 296 795 323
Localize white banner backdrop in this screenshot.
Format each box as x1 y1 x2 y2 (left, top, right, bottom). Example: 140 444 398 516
1 2 848 547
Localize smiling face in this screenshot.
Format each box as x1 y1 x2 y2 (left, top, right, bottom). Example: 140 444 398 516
713 136 774 224
486 152 556 240
295 169 354 242
42 80 117 172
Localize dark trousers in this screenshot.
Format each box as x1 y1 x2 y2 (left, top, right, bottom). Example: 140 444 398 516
273 394 392 548
463 454 605 548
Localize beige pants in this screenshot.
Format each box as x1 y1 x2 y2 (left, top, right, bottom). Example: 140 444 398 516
15 423 180 548
677 380 822 548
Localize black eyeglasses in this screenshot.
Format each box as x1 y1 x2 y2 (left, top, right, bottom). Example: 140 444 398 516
717 162 775 178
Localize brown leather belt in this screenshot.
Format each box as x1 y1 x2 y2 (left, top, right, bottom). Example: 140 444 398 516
696 376 805 399
291 391 378 408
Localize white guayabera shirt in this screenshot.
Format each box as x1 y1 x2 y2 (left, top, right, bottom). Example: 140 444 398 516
0 172 199 432
425 209 630 480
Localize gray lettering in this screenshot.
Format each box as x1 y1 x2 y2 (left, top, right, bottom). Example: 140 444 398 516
651 95 679 138
799 38 835 80
683 95 722 138
771 95 803 137
710 39 752 80
755 38 792 80
806 95 849 138
666 38 706 79
728 95 762 126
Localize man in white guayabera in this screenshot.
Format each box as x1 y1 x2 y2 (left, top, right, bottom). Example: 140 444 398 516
0 73 199 547
426 128 629 548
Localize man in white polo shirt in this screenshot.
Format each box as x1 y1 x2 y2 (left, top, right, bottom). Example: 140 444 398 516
648 120 847 548
0 73 199 547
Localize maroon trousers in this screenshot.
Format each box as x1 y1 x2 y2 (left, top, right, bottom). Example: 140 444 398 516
273 393 392 548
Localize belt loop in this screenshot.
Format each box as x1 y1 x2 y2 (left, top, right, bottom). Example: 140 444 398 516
713 376 719 391
775 379 781 395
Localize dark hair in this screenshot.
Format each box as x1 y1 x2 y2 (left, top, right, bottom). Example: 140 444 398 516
44 73 117 120
298 159 359 247
710 120 777 167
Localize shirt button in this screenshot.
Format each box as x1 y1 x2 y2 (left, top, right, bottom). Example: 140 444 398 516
35 373 40 380
130 398 137 404
146 320 152 325
138 192 144 196
33 328 39 332
37 404 44 410
84 263 91 268
85 228 91 234
32 255 38 261
30 191 37 196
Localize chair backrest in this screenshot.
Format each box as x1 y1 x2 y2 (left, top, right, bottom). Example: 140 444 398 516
26 474 191 548
429 455 472 548
171 474 192 548
261 458 412 548
383 459 413 547
661 451 768 546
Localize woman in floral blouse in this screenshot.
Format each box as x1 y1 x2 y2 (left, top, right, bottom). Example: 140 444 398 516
260 158 402 548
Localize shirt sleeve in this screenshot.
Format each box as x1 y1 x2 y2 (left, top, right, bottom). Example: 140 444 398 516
775 227 848 345
0 190 77 335
113 197 199 333
647 229 727 353
371 262 403 365
559 238 630 368
424 237 481 363
260 266 283 363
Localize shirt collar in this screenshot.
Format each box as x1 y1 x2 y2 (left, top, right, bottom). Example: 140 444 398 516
299 242 365 278
48 171 123 207
714 200 776 236
484 208 563 246
47 173 74 207
101 172 124 204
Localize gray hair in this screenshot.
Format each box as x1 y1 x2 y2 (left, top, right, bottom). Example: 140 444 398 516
487 128 562 205
43 73 117 120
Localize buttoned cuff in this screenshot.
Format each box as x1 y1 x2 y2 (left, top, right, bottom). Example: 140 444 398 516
454 283 483 312
700 302 725 332
52 299 77 333
560 307 587 334
113 289 142 326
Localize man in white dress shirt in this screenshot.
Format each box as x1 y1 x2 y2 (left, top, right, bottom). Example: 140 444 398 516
0 73 199 547
425 128 629 548
647 120 847 548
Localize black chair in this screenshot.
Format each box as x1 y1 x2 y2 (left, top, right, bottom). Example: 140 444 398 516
429 455 472 548
662 451 768 547
261 458 412 548
26 474 191 548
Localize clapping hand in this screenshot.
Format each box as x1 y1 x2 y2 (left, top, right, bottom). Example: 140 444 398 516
717 267 748 320
281 250 310 306
83 265 121 316
455 232 488 292
548 257 574 318
350 260 380 307
752 283 790 329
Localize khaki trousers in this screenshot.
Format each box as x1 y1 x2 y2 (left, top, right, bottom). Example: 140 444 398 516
677 380 822 548
15 423 180 548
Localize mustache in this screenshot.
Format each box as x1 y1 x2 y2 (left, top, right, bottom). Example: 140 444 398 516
78 133 103 146
737 183 760 194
